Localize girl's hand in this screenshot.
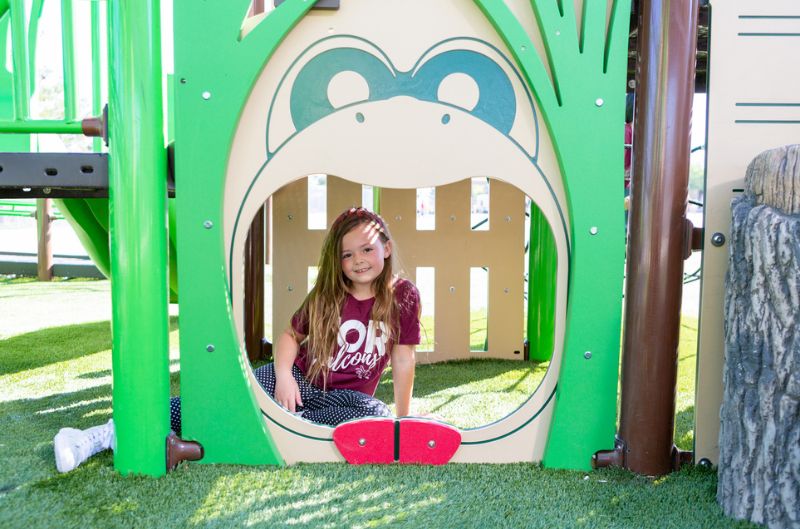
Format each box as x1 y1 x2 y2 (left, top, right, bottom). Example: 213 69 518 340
275 373 303 413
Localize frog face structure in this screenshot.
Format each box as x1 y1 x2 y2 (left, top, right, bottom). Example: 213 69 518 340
224 34 571 458
227 36 569 280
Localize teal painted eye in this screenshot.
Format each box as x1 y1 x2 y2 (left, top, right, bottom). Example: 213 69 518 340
413 50 516 135
288 46 516 136
290 48 395 132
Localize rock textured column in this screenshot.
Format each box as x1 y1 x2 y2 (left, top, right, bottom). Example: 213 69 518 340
719 144 800 529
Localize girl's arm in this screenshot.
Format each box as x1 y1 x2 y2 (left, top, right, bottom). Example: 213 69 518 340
274 327 304 412
391 344 416 417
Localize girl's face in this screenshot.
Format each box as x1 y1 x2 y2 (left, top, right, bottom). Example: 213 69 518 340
340 221 392 295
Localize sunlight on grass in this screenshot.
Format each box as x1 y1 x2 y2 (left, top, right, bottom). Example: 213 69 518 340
375 358 548 428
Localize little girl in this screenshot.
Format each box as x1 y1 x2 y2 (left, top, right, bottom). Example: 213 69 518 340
54 206 420 472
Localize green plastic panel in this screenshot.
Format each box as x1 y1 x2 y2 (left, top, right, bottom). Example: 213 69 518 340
172 0 316 466
474 0 630 470
527 201 556 362
170 0 629 471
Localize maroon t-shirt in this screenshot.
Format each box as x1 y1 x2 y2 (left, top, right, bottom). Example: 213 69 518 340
292 278 421 396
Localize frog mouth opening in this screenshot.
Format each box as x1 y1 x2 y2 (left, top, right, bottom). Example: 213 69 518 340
221 96 570 459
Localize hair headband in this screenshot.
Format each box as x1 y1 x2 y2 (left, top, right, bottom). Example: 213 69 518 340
332 206 389 235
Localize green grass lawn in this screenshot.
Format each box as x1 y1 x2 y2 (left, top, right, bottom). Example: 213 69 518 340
0 278 756 528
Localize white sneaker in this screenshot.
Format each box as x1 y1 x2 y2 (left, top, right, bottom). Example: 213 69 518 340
54 419 115 473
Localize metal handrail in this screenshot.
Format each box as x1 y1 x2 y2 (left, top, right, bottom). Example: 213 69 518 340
0 0 103 136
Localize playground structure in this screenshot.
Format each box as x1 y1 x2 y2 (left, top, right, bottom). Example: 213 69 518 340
1 0 797 478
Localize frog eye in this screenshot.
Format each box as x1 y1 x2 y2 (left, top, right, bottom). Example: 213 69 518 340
289 47 395 132
266 38 395 154
413 49 516 135
411 42 538 159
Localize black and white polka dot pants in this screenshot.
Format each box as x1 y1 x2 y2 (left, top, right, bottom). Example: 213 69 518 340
169 363 390 435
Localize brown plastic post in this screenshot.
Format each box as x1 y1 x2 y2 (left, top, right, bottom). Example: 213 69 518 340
36 198 53 281
81 116 103 137
618 0 699 476
244 206 266 362
166 432 203 471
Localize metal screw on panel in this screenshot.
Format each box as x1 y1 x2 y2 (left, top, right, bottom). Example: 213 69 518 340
589 227 599 235
428 440 436 448
358 438 366 447
711 232 726 247
395 215 402 221
43 187 51 195
584 351 592 360
449 286 455 293
288 285 294 292
595 98 604 107
203 220 213 229
206 344 215 352
504 288 509 294
450 215 456 221
287 214 294 220
202 91 211 100
505 215 511 222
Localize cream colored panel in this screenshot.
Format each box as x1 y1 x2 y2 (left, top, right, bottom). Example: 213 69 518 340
381 180 525 363
326 176 363 224
272 179 324 338
485 181 525 360
271 176 362 339
431 180 473 362
696 0 800 464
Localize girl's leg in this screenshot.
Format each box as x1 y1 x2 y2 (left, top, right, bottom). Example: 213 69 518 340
167 363 294 436
300 389 391 426
170 397 182 436
53 419 115 473
253 363 390 426
253 363 326 405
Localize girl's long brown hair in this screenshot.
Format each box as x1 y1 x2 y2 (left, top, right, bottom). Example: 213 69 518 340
293 207 398 388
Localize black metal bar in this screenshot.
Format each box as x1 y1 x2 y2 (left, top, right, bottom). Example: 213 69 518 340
0 152 108 198
0 151 175 198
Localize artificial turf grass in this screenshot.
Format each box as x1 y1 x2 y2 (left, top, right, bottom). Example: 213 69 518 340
1 460 759 529
375 358 548 428
0 284 756 528
674 316 699 451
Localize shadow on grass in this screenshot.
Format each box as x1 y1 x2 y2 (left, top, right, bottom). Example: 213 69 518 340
674 405 695 451
0 317 180 377
0 382 114 496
